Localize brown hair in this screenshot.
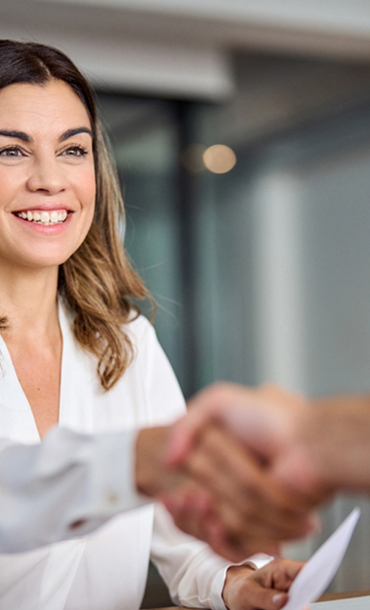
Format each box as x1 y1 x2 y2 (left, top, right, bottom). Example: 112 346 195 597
0 39 153 390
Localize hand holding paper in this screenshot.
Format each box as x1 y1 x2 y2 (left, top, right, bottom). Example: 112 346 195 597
283 508 361 610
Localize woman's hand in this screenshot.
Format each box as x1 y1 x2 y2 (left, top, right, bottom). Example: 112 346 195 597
222 558 307 610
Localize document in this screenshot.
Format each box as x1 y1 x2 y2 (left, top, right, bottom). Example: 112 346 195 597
282 508 361 610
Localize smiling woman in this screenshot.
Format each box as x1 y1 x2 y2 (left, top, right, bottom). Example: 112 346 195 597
0 81 96 271
0 42 150 394
0 40 307 610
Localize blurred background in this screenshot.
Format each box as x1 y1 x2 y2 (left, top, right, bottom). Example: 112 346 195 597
2 0 370 604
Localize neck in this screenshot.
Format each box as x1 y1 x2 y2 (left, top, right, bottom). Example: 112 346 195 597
0 265 60 342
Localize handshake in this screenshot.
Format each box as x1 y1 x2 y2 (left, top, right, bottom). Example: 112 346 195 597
136 383 370 561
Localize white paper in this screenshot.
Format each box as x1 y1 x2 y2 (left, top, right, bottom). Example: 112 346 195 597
282 507 361 610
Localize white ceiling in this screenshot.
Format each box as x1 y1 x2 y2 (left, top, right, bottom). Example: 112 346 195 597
1 0 370 98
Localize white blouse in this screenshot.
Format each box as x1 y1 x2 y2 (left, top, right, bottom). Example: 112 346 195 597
0 303 226 610
0 302 270 609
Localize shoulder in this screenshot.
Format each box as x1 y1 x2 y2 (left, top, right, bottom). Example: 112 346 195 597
125 312 156 347
124 313 162 370
125 314 186 422
124 312 172 380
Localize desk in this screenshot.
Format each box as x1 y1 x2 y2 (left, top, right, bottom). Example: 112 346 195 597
319 591 370 601
150 591 370 609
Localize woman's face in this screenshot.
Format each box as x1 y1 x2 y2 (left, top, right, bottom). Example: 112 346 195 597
0 79 96 272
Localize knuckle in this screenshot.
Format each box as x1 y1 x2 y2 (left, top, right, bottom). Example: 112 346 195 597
208 382 229 405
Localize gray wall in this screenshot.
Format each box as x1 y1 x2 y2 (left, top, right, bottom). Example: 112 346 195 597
203 111 370 591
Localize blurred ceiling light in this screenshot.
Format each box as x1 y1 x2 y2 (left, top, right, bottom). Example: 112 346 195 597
181 144 206 173
203 144 236 174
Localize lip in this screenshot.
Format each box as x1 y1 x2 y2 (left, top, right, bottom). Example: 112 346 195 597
13 212 73 233
12 204 74 213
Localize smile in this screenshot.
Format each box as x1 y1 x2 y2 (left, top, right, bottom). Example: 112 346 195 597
14 210 69 226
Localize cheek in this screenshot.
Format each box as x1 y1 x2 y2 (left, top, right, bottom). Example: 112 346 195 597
78 170 96 243
76 168 96 214
0 168 22 207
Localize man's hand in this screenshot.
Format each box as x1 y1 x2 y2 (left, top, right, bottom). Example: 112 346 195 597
162 383 329 555
165 383 305 469
165 382 328 498
135 422 315 561
139 383 370 560
163 422 316 559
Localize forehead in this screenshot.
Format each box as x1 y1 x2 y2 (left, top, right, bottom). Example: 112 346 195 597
0 80 91 135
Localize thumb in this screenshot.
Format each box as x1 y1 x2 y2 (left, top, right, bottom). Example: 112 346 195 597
247 586 289 610
223 403 291 463
274 447 321 495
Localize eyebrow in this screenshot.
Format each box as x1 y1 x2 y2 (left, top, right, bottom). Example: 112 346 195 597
0 130 31 142
59 127 93 142
0 127 93 143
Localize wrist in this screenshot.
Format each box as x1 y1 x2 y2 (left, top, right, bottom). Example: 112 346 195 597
135 426 172 498
307 397 370 491
222 564 255 610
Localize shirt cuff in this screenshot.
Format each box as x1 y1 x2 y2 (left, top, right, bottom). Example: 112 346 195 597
210 552 274 610
95 428 151 513
243 552 274 570
58 427 152 539
210 564 231 610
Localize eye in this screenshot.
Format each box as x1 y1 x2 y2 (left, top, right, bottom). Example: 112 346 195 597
0 146 25 157
62 145 88 157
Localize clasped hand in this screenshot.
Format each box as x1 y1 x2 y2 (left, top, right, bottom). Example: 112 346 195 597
135 384 326 563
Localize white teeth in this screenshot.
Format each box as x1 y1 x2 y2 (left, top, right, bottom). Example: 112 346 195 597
15 209 69 225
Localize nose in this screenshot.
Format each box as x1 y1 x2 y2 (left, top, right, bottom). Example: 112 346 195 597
27 155 66 195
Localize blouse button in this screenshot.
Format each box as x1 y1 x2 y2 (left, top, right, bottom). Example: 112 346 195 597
69 519 88 530
107 493 119 505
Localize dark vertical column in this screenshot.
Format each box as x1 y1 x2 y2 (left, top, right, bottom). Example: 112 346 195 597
174 101 200 398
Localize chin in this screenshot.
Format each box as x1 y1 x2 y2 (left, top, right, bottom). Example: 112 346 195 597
5 250 76 272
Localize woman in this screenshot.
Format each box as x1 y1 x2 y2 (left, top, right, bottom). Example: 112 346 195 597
0 39 305 610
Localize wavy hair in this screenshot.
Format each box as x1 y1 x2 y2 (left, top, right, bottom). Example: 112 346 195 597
0 39 153 390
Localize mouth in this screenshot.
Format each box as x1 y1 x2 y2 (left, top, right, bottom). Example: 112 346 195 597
13 209 70 226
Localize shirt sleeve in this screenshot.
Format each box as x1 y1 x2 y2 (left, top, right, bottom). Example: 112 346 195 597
151 503 230 610
0 426 148 553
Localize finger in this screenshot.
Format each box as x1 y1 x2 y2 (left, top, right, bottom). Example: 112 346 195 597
237 578 289 610
206 516 282 561
214 497 312 550
258 383 307 409
166 382 308 470
273 558 305 591
163 496 248 562
162 492 280 561
200 517 251 562
161 486 213 531
255 558 305 590
184 427 317 538
275 448 326 496
281 558 305 582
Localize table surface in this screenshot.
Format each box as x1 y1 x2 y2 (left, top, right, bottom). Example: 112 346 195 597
150 590 370 609
319 591 370 601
